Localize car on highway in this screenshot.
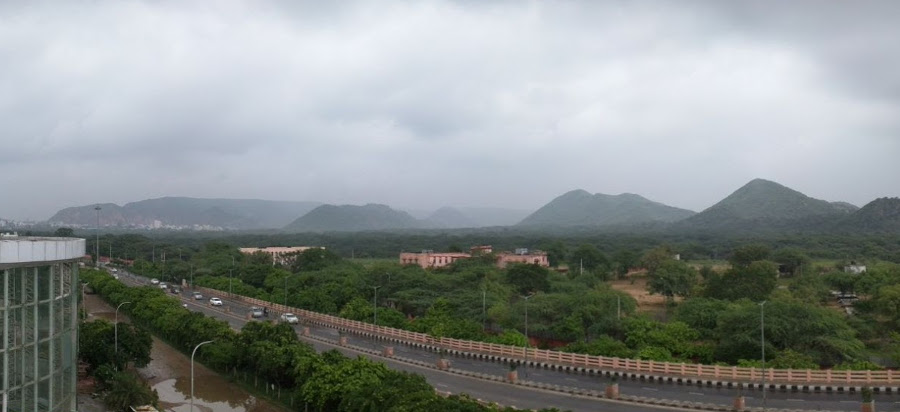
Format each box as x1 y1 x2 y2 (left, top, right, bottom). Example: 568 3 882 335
209 297 223 306
150 278 159 285
192 292 203 300
280 313 299 324
250 307 264 318
159 283 168 289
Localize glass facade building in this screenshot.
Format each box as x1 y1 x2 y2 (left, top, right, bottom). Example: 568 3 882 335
1 236 85 412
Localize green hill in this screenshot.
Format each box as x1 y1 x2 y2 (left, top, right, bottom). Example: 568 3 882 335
283 204 421 232
681 179 856 231
48 197 321 229
516 189 695 227
841 197 900 232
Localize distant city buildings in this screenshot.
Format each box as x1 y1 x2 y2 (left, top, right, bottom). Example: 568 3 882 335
239 246 321 266
400 245 549 269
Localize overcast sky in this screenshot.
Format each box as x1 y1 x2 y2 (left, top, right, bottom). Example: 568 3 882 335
2 1 899 221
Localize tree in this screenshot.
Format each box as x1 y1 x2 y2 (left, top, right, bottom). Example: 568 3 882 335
771 248 810 276
640 246 674 274
874 284 900 327
705 261 778 301
54 227 74 237
823 271 857 294
542 241 567 268
504 263 551 295
97 366 159 411
647 260 697 303
728 244 770 268
569 244 609 274
714 299 864 365
612 249 639 277
291 248 342 272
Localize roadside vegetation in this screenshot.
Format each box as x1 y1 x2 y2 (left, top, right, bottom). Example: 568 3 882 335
82 269 566 412
83 231 900 370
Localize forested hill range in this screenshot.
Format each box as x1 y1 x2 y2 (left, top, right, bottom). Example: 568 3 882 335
48 197 323 230
41 179 900 233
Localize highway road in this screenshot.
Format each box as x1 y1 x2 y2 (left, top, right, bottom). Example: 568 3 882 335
114 270 899 412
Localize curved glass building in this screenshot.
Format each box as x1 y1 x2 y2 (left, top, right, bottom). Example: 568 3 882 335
1 235 85 412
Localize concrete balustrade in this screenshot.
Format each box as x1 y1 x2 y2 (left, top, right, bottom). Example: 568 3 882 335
195 286 897 388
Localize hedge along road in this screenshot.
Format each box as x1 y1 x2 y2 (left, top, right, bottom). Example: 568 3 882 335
118 271 888 412
83 292 287 412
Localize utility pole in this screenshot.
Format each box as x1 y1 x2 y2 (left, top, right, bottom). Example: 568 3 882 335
372 286 381 325
522 293 534 376
617 295 621 320
482 286 487 332
760 301 767 410
94 205 101 268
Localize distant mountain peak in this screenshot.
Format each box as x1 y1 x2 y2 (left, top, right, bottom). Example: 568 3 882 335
517 190 695 227
283 203 420 232
682 178 855 230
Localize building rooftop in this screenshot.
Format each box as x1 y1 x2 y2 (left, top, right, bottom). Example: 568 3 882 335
0 235 86 265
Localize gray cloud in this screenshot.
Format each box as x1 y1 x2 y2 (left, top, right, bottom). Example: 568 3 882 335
1 0 898 221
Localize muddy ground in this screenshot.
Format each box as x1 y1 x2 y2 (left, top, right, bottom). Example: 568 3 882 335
79 294 287 412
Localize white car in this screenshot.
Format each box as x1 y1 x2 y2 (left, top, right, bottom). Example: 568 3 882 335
159 283 168 289
150 278 159 285
280 313 299 324
209 297 223 306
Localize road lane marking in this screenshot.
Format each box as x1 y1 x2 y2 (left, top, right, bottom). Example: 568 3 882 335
642 387 658 391
787 399 804 402
689 392 704 396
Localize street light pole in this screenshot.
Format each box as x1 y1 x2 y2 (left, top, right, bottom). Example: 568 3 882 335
94 206 101 268
760 300 767 409
191 340 215 412
482 286 487 332
81 283 89 320
284 274 289 307
114 301 132 367
372 286 381 325
522 293 534 376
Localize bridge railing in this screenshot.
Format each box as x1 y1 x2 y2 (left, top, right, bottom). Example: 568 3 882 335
200 286 896 386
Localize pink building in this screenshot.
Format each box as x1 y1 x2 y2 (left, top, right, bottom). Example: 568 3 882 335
399 251 471 268
399 246 549 269
496 250 549 268
240 246 320 266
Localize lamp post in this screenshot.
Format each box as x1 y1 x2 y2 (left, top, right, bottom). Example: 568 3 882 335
191 340 215 412
115 301 132 367
190 264 194 290
81 283 89 320
522 293 534 376
760 300 767 409
372 286 381 325
482 286 487 332
284 274 290 307
94 205 101 267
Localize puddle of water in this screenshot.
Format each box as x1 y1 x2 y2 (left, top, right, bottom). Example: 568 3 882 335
84 294 287 412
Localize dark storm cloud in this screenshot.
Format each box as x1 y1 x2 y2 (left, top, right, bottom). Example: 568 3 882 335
0 1 898 221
